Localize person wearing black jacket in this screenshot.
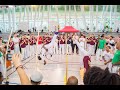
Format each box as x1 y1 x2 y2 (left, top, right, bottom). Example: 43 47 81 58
67 34 72 55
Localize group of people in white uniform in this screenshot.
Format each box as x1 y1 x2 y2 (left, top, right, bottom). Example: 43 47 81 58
0 31 120 80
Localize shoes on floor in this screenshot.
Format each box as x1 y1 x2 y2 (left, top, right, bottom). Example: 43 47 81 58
44 60 47 65
51 55 52 57
38 56 42 60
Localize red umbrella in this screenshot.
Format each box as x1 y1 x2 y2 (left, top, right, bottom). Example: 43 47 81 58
58 26 79 33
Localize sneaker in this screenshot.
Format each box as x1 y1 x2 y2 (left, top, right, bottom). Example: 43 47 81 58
44 60 47 65
38 56 42 60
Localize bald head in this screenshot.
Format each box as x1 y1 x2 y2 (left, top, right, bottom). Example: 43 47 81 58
67 76 78 85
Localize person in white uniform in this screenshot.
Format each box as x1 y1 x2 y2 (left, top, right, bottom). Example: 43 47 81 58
39 32 59 65
75 39 91 72
29 35 34 56
20 35 26 60
12 33 20 54
53 36 59 55
78 35 86 55
66 34 72 55
24 34 30 59
103 46 114 72
109 36 115 51
59 34 65 55
0 38 6 78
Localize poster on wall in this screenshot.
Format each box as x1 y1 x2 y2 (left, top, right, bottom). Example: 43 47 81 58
18 22 29 32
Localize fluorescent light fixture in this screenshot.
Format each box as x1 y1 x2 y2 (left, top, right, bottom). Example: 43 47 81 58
8 5 14 8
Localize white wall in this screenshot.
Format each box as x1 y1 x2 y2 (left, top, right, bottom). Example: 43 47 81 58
18 22 29 32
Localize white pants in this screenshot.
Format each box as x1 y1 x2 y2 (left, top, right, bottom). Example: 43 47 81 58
30 45 34 56
38 44 43 54
14 44 20 54
111 65 120 74
25 45 30 58
67 44 72 54
96 49 103 61
21 48 25 60
24 47 27 59
33 45 36 55
79 45 84 56
54 43 58 54
0 57 6 78
75 40 90 68
89 45 95 55
59 44 65 54
87 44 90 51
10 50 14 54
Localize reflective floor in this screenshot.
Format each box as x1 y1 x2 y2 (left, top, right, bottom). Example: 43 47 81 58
6 54 106 85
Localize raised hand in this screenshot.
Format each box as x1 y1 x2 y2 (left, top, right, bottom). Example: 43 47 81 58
12 53 22 68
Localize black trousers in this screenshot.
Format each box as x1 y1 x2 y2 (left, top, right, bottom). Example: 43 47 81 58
95 42 98 54
71 43 78 54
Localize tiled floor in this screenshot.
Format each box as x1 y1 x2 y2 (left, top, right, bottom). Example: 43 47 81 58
5 54 107 85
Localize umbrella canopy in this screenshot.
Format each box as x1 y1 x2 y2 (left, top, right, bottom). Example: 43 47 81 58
58 26 79 33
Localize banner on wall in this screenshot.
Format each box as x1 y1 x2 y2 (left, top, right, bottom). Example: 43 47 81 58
18 22 29 32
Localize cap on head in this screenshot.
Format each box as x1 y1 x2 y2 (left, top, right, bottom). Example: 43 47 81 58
30 71 43 83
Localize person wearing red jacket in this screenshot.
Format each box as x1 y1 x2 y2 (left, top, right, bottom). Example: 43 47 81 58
59 34 65 55
20 35 26 60
9 38 14 54
32 34 37 55
29 35 34 56
89 34 96 56
24 34 30 59
38 36 43 54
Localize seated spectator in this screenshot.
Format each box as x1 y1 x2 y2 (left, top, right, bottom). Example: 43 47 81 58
83 66 120 85
66 76 78 85
30 71 43 85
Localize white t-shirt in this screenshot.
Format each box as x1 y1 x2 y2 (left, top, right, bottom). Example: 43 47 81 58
102 51 114 61
109 39 115 50
55 38 58 44
79 38 85 47
109 39 115 44
12 37 19 47
72 35 79 44
12 37 19 43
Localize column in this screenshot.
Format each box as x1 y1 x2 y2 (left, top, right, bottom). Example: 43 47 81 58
64 5 67 26
80 5 87 32
110 5 113 30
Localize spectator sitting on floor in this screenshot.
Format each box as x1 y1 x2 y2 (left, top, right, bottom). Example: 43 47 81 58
66 76 78 85
30 71 43 85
